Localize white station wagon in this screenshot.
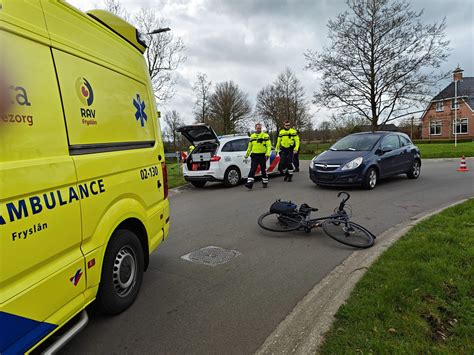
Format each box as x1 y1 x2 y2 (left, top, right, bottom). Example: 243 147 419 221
177 124 281 187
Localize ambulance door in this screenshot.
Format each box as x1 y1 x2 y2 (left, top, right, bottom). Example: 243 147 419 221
0 4 84 353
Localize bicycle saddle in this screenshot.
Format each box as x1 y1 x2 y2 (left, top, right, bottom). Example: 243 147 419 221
300 203 318 212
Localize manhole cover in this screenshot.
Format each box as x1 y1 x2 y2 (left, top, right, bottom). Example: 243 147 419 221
181 246 241 266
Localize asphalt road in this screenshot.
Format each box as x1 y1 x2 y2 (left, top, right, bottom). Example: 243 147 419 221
64 159 473 354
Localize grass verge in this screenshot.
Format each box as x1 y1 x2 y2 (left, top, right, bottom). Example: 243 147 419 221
418 141 474 159
319 199 474 354
299 141 474 160
166 162 187 189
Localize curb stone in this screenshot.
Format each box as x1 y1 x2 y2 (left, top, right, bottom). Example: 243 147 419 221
168 183 191 197
256 198 471 355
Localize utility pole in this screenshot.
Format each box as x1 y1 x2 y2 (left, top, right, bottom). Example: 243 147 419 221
454 78 458 147
410 116 414 139
452 65 463 147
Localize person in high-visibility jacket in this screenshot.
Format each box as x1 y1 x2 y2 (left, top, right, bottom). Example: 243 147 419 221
183 145 195 163
244 123 272 189
276 120 300 182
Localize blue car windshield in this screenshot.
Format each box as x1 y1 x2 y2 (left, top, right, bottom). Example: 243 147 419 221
330 135 380 151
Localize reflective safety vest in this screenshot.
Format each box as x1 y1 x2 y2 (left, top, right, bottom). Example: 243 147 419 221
246 132 272 157
276 128 300 151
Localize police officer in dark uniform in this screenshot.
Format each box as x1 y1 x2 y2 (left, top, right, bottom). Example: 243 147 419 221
244 123 272 189
276 120 300 182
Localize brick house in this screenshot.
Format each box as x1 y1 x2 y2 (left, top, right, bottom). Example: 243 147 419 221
421 67 474 140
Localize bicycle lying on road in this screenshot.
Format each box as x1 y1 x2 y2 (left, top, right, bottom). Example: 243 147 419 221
258 192 376 248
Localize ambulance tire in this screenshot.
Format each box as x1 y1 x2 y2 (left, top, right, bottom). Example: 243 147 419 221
96 229 145 315
224 166 241 187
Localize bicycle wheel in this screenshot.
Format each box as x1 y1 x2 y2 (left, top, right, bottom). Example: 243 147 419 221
322 219 375 248
258 212 303 232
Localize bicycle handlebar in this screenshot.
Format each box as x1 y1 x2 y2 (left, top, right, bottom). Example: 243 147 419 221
337 191 350 211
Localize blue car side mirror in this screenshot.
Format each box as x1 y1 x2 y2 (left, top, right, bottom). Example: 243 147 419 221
376 147 391 155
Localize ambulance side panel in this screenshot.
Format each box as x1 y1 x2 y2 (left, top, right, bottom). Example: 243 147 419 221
0 3 85 353
42 1 169 302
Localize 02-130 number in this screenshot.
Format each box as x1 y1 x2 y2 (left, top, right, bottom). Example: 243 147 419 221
140 166 158 180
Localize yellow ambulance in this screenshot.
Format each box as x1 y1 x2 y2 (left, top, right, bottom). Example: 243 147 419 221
0 1 170 353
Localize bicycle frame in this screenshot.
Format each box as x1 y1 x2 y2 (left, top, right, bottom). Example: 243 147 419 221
260 192 376 247
277 192 353 233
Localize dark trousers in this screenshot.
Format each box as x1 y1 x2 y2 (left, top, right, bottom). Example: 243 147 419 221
279 148 294 175
293 151 299 170
247 153 268 184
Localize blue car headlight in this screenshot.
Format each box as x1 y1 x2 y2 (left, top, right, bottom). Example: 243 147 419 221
341 157 363 171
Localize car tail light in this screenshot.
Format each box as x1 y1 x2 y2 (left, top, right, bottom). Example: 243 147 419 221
211 155 221 162
161 162 168 199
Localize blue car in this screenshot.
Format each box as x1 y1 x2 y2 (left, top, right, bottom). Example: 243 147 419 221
309 132 421 189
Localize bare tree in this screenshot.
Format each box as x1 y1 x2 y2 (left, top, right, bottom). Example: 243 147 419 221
135 8 186 103
208 81 251 135
305 0 450 130
256 68 312 133
163 110 185 150
279 69 312 131
318 121 333 142
255 84 282 134
100 1 186 103
102 0 129 21
193 73 212 123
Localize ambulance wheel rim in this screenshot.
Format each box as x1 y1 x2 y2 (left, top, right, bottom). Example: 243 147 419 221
113 246 137 297
228 169 240 185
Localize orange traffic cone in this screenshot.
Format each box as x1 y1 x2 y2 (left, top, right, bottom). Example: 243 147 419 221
457 156 470 172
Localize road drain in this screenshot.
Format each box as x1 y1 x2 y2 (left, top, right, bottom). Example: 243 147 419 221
181 246 241 266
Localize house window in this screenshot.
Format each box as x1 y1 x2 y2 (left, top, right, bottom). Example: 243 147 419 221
435 101 444 112
451 99 459 110
430 121 442 135
453 118 468 135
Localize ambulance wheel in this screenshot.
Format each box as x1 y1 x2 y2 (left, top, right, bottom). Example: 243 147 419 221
191 181 206 187
224 166 241 187
96 229 144 315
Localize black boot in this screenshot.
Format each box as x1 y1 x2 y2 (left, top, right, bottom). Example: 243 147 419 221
287 174 293 182
284 173 289 181
263 183 268 188
245 182 253 189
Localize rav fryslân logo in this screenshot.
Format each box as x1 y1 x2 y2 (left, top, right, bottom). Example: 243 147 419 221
76 77 97 126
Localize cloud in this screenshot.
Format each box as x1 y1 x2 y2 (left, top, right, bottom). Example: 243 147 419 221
69 0 473 128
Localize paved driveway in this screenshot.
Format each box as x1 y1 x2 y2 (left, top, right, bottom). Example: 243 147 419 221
63 158 473 354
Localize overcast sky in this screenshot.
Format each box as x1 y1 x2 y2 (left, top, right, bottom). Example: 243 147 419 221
69 0 474 127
